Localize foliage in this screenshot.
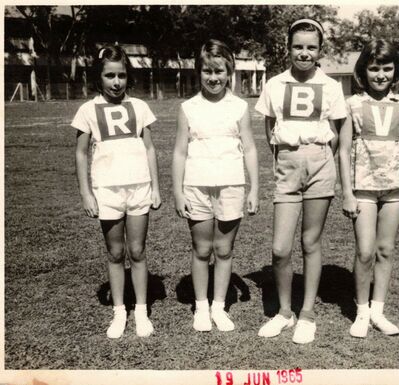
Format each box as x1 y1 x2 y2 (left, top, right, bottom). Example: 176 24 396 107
329 6 399 53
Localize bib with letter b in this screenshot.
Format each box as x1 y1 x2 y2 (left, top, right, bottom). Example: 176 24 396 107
283 83 322 121
360 100 399 140
95 102 137 141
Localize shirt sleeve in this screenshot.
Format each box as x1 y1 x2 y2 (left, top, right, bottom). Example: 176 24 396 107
71 103 91 134
328 82 347 120
141 101 157 128
254 80 276 117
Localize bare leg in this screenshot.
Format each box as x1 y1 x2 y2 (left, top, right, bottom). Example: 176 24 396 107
301 198 331 312
125 214 149 305
272 202 302 313
101 218 126 307
213 218 241 302
189 219 214 301
353 203 377 305
373 202 399 302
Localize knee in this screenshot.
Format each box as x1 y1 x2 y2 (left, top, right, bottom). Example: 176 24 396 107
301 234 321 255
127 242 146 263
107 244 125 264
272 244 292 262
356 248 373 265
193 242 213 262
214 243 233 261
375 243 394 262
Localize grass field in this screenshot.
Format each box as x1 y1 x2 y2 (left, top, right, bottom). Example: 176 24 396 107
4 97 399 370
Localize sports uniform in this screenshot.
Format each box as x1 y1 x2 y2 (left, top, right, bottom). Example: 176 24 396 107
255 67 347 202
72 94 156 219
181 89 247 220
347 92 399 202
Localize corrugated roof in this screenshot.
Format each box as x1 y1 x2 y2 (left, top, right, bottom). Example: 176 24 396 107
319 52 360 75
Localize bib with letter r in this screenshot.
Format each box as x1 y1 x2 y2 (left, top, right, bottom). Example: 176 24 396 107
95 102 137 141
283 83 322 121
361 100 399 140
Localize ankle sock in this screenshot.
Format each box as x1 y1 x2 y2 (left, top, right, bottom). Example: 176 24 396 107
135 303 147 313
195 299 209 311
278 309 293 319
356 302 370 315
113 304 126 313
370 300 384 316
299 309 315 323
211 300 225 311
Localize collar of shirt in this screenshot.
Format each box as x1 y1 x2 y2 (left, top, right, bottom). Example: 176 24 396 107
198 88 235 104
358 91 399 103
96 93 129 104
280 67 328 85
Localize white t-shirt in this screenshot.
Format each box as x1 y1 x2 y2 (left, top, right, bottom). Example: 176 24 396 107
182 90 247 186
71 94 156 187
255 67 347 146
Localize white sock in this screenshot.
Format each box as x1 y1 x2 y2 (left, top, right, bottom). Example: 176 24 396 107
211 300 225 312
113 304 126 312
135 304 147 314
356 302 370 315
195 299 209 311
370 300 384 316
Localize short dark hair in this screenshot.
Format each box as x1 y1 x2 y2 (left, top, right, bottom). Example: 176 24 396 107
287 18 324 48
195 39 235 87
354 39 399 93
92 44 134 92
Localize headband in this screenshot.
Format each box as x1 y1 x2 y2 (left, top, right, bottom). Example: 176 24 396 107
98 48 106 59
289 18 324 35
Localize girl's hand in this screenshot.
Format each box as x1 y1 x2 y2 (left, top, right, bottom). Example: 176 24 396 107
81 193 99 218
342 194 360 219
151 189 162 210
352 112 363 134
174 193 192 218
247 189 259 216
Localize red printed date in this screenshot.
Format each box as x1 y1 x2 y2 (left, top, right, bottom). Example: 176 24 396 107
276 369 302 384
215 368 302 385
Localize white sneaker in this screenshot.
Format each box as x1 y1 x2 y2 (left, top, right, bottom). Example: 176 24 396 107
106 309 127 339
371 314 399 335
193 310 212 331
258 314 295 337
350 313 370 338
134 312 154 337
211 310 235 331
292 320 316 344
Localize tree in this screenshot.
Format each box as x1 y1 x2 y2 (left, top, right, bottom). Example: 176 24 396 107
16 6 84 99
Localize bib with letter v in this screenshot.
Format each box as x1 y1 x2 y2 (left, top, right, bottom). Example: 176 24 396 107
95 102 137 141
282 82 322 121
361 100 399 140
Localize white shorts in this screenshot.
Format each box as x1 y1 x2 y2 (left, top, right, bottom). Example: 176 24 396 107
355 189 399 204
183 185 245 221
93 182 152 220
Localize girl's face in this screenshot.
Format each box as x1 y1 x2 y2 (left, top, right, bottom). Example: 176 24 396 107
290 30 321 77
101 60 127 103
200 57 229 100
366 60 395 94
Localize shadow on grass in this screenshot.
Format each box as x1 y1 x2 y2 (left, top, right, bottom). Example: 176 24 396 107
245 264 355 320
318 264 355 320
175 265 250 312
244 266 304 317
97 269 167 315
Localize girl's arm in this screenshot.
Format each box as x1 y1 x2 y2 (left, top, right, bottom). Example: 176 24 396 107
143 125 161 209
240 106 259 215
329 118 345 155
172 106 192 218
338 117 359 219
75 130 98 218
265 116 276 153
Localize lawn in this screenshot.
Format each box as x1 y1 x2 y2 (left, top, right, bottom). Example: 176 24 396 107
4 97 399 370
